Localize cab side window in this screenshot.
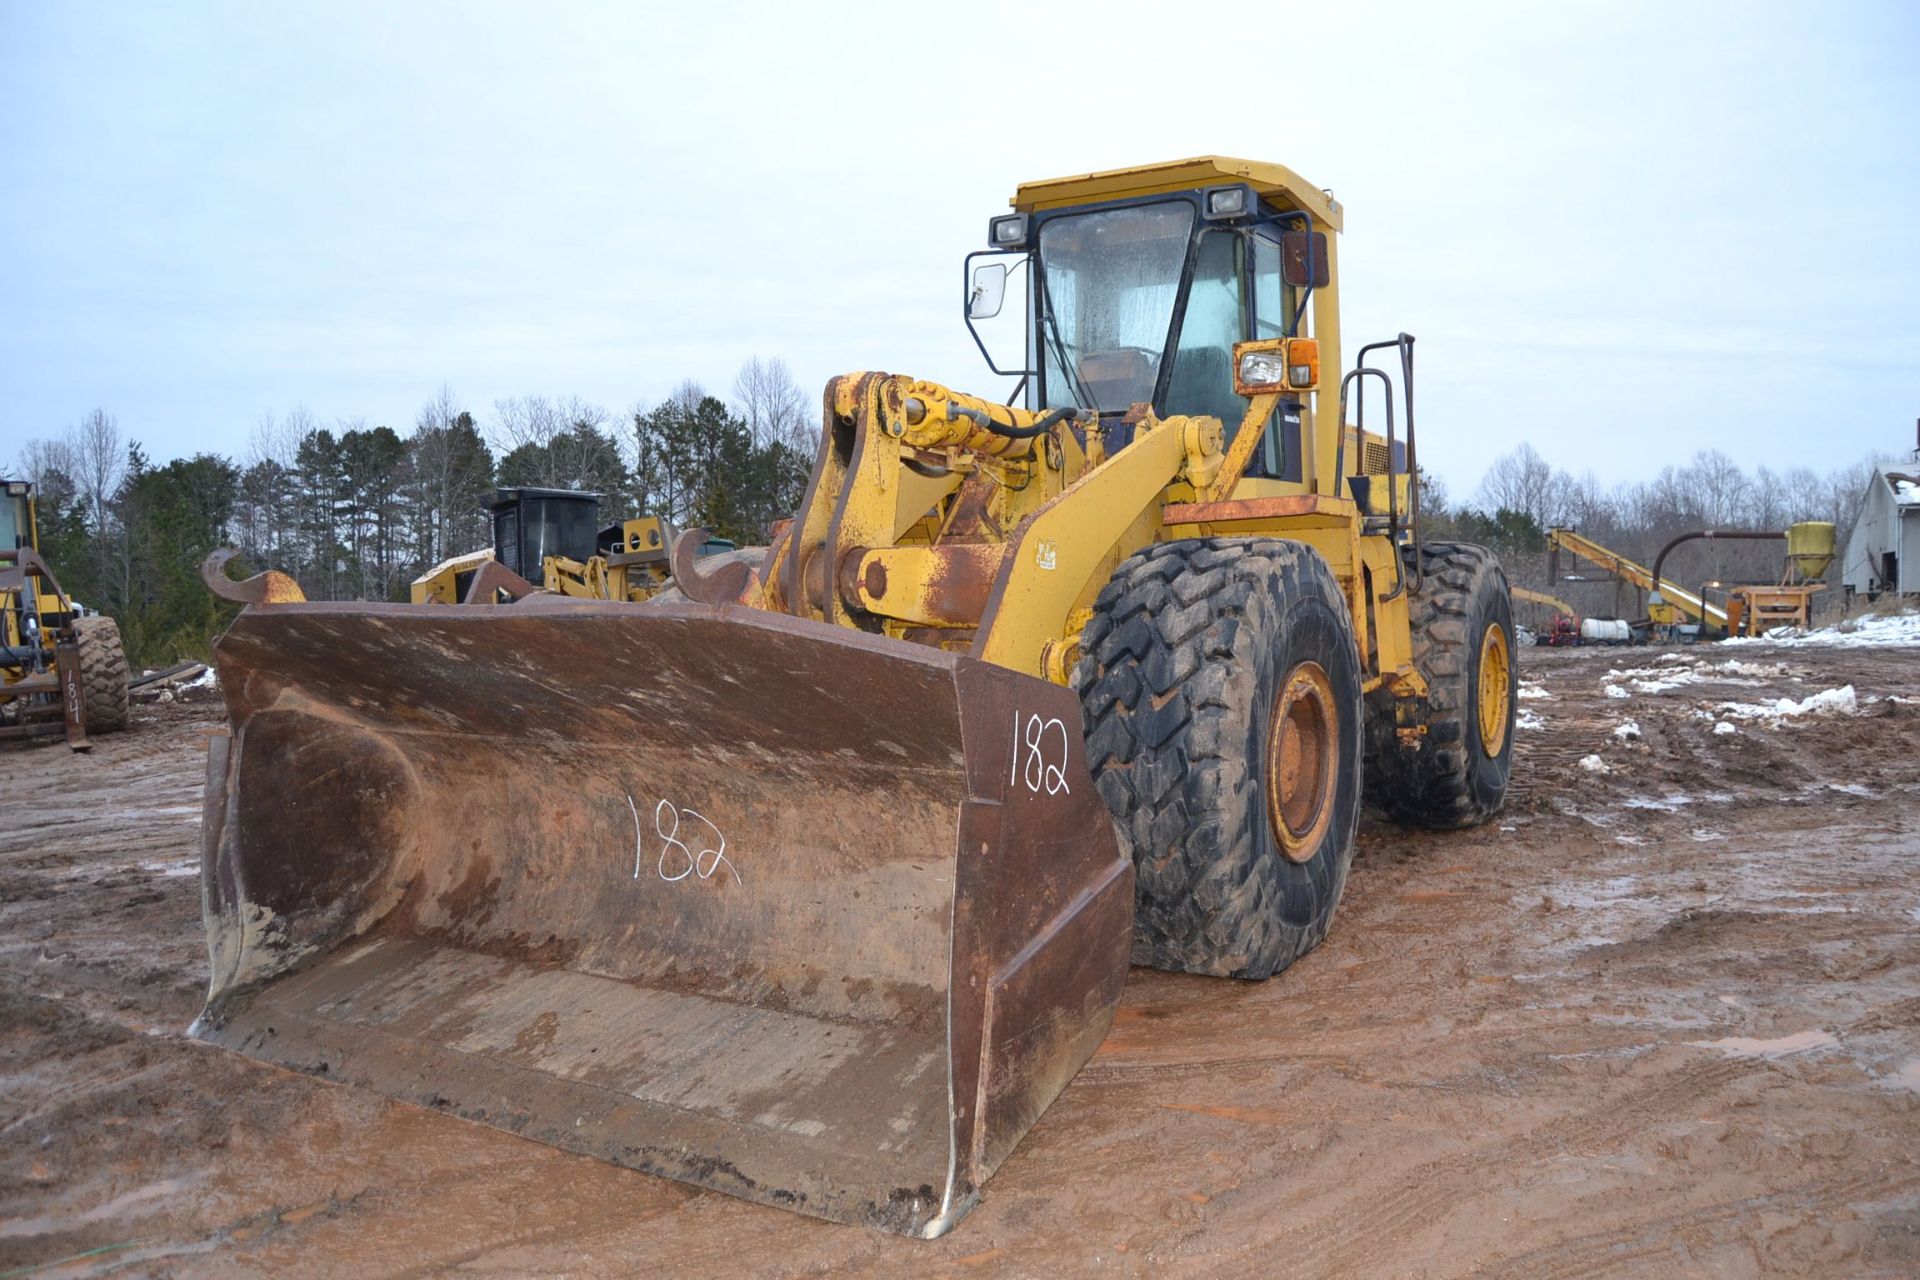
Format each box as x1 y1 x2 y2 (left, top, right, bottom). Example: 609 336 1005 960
1252 234 1294 339
1164 231 1247 429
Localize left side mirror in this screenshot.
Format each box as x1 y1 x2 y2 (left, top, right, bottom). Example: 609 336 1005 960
968 262 1008 320
1281 230 1330 288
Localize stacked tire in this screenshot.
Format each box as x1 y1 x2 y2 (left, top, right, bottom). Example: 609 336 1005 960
70 615 130 734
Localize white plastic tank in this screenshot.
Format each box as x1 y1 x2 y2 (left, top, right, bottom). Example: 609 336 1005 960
1581 618 1632 644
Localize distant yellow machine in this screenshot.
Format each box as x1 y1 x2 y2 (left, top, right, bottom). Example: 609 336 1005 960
0 478 128 748
409 488 719 605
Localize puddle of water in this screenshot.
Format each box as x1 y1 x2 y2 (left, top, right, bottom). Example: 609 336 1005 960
138 859 200 878
1686 1030 1838 1058
1625 794 1692 812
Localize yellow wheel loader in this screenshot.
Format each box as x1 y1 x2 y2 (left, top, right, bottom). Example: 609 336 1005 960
1 478 129 749
409 486 726 605
193 157 1516 1237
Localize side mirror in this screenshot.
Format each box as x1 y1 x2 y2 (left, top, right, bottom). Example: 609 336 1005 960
968 262 1007 320
1281 230 1330 288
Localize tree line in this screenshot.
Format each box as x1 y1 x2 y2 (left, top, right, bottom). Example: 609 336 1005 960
1422 442 1894 623
13 369 1897 667
13 358 814 667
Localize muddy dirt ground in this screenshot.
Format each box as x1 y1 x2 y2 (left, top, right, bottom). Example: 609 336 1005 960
3 642 1918 1278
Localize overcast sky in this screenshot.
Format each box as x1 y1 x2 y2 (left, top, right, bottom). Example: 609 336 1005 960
3 1 1915 494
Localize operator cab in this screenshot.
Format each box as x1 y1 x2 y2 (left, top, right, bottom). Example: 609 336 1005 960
1 480 32 552
490 487 600 578
965 162 1333 479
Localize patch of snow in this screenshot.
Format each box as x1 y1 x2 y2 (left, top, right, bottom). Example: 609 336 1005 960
1579 753 1611 774
1515 708 1546 731
1603 684 1630 700
1712 721 1737 736
1612 719 1641 741
1605 658 1783 695
1517 681 1553 700
1688 829 1727 842
1722 611 1920 649
1822 782 1875 798
1718 684 1858 724
1711 659 1785 678
182 667 219 690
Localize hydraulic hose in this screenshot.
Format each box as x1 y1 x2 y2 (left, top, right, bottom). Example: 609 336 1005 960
947 404 1080 439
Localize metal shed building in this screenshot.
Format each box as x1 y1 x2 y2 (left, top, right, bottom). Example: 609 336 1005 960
1842 465 1920 598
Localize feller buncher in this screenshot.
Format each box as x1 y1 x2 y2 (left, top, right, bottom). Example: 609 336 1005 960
193 157 1516 1237
410 486 705 605
1 478 129 748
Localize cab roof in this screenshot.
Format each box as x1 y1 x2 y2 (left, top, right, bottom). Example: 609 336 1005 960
1012 155 1342 232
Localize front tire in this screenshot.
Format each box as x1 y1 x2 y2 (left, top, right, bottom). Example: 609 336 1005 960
1364 542 1514 828
1074 539 1363 979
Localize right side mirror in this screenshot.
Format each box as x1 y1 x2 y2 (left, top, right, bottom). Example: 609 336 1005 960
1282 231 1330 288
968 262 1008 320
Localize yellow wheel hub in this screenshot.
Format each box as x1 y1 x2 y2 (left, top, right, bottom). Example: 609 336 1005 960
1266 661 1339 865
1477 623 1512 756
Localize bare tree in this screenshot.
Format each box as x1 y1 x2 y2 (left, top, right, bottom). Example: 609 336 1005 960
16 436 81 489
1782 467 1828 524
732 356 812 453
1749 466 1789 530
74 408 123 540
1473 443 1560 529
1680 449 1752 527
409 385 492 565
489 395 566 463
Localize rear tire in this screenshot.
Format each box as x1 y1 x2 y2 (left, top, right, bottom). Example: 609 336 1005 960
1363 542 1514 828
1074 539 1363 979
72 616 130 734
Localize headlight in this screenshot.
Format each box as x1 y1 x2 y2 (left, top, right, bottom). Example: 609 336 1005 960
988 213 1029 249
1233 337 1319 394
1237 351 1287 387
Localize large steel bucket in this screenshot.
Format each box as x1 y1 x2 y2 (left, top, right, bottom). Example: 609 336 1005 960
191 596 1131 1237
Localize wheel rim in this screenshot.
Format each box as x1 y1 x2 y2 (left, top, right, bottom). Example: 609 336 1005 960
1265 660 1339 865
1477 623 1512 757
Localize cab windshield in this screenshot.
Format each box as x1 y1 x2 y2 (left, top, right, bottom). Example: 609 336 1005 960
1037 202 1193 414
0 494 25 552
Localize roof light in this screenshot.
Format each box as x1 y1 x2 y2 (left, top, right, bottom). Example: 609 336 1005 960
1203 184 1253 220
988 213 1030 250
